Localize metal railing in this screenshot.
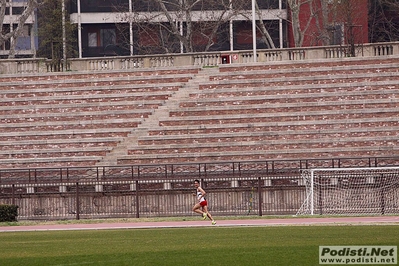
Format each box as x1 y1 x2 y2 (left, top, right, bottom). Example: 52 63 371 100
0 173 304 220
0 156 397 184
1 156 398 220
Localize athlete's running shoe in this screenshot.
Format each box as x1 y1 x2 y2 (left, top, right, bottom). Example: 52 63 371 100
202 212 207 220
211 220 216 225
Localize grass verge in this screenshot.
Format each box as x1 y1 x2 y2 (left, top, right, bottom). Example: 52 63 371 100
0 225 398 266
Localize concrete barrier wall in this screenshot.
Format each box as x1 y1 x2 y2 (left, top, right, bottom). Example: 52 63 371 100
0 42 398 75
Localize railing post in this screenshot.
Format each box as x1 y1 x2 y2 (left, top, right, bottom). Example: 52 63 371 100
135 180 140 218
135 166 140 218
258 177 262 216
12 184 15 205
198 163 202 180
201 163 206 188
76 182 80 220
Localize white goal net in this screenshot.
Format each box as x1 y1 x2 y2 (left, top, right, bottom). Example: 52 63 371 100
296 167 399 216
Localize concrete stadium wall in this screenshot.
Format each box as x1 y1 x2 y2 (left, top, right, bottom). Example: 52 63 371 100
0 42 397 74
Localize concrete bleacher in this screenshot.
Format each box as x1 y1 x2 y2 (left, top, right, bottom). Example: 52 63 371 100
0 67 199 169
116 56 399 165
2 56 399 169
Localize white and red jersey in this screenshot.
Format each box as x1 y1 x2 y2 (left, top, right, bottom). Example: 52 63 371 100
196 188 206 203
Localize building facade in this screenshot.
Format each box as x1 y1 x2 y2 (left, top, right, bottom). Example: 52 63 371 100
0 0 37 58
69 0 288 58
0 0 369 59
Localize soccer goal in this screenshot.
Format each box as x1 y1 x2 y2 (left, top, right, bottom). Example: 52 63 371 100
296 167 399 216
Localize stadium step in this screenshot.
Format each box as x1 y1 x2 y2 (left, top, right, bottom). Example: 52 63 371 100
95 67 212 166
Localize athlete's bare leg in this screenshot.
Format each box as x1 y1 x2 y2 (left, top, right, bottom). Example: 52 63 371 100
202 206 214 221
192 203 206 216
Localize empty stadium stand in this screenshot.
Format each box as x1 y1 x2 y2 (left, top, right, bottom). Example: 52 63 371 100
0 67 199 168
116 56 399 165
2 56 399 170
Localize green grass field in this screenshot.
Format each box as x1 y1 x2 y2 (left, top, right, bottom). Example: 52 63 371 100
0 224 398 266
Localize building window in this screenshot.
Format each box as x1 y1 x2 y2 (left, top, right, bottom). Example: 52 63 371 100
101 29 116 47
88 28 116 48
88 32 97 47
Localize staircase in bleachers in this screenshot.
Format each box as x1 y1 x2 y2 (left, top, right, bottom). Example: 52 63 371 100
117 56 399 166
0 67 199 169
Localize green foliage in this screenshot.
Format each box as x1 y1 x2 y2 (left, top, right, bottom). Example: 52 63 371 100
0 225 398 265
0 205 18 222
37 0 77 59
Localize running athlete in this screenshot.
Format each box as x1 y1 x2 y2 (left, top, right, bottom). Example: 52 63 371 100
192 179 216 225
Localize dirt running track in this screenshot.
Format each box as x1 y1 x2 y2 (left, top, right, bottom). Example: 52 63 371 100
1 216 399 232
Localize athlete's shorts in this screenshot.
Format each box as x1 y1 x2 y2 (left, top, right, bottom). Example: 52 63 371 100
200 200 208 207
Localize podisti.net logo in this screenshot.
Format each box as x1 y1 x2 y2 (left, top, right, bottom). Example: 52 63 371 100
319 246 397 265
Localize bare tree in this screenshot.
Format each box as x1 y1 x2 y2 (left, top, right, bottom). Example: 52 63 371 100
311 0 330 46
0 0 41 58
117 0 276 54
369 0 399 42
287 0 314 47
116 0 229 54
254 1 276 49
287 0 366 50
232 0 276 49
153 0 226 53
326 0 367 56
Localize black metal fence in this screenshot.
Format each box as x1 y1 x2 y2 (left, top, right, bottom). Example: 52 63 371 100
0 174 304 220
1 157 398 221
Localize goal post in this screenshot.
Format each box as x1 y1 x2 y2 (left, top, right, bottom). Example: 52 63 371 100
296 167 399 216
